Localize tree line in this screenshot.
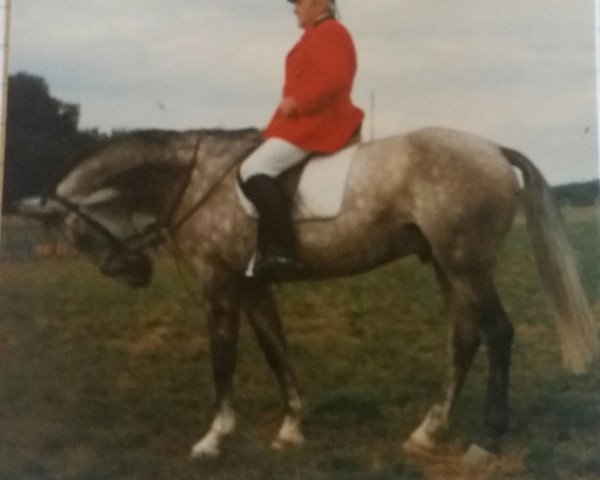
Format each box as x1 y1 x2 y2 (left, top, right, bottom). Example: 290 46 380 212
2 72 107 208
1 72 598 210
552 180 599 207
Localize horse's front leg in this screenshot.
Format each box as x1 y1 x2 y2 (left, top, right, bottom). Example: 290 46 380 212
190 292 241 459
243 279 305 450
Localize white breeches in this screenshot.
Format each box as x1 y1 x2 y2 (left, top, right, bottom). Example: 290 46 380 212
239 138 309 181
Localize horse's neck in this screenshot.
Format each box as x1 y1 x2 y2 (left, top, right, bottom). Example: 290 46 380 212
163 133 259 221
196 133 260 171
189 133 259 187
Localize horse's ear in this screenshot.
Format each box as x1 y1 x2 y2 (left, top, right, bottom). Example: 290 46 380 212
14 196 68 222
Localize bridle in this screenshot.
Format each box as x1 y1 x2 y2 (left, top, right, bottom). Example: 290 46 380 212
46 133 246 262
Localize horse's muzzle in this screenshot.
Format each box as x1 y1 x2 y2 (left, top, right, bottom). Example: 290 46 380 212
100 250 153 288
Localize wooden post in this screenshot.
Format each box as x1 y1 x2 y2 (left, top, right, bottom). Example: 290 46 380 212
0 0 11 247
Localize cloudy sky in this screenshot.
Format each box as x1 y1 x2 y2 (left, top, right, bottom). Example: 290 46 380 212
7 1 599 184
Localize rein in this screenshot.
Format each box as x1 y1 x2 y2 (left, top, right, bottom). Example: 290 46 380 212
51 194 136 254
49 134 246 256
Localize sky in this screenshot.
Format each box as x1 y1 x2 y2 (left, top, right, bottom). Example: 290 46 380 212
6 0 600 184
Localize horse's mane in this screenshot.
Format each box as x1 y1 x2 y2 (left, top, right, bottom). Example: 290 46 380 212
127 127 261 145
67 127 260 169
56 127 261 199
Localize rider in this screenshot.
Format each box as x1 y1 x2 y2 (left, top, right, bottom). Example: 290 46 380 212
240 0 364 276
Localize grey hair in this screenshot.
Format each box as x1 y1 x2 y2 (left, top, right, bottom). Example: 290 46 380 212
327 0 339 18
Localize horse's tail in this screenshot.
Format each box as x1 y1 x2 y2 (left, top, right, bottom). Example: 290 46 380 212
501 147 599 374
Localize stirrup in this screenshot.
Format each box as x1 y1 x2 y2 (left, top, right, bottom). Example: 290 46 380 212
245 250 302 279
245 251 258 278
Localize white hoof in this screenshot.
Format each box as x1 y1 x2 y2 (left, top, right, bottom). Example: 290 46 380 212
406 408 444 454
190 439 221 460
271 431 305 450
271 415 305 450
462 443 497 466
190 406 235 460
406 428 436 452
402 438 436 458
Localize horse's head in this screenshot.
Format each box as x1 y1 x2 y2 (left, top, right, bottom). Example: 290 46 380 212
16 190 154 287
14 127 262 287
12 131 185 287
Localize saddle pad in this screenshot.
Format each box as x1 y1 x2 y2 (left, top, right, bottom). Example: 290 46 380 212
237 144 359 221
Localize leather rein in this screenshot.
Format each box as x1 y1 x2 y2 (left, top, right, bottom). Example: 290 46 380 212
47 133 241 257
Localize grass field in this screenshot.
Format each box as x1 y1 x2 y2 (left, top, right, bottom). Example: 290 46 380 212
1 213 599 479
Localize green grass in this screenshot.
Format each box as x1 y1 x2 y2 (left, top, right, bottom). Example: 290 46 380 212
1 213 599 479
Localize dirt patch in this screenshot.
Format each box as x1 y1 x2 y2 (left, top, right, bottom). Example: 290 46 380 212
403 442 527 480
128 326 170 354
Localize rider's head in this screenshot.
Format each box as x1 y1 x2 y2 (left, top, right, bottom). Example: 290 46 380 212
288 0 336 29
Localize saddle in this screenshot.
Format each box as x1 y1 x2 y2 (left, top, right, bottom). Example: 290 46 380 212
237 131 361 221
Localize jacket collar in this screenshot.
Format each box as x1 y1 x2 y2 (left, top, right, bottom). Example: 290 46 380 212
314 13 334 27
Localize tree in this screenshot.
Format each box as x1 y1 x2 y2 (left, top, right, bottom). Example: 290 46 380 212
2 72 97 204
552 180 600 207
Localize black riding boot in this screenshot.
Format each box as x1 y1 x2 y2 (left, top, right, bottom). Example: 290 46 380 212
241 174 300 276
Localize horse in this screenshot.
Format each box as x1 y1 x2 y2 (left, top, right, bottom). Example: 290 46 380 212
16 126 599 462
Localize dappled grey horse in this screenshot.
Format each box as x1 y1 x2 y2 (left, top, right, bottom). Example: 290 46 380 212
17 126 599 461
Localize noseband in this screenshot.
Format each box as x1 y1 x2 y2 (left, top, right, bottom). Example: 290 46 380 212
45 193 161 283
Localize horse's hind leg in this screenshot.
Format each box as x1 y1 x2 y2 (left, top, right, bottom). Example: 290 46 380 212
242 280 305 450
407 263 513 456
477 282 513 454
406 264 482 452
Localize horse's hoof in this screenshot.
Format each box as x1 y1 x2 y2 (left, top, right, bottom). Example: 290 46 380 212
189 442 221 460
462 443 498 466
401 439 436 458
271 433 305 450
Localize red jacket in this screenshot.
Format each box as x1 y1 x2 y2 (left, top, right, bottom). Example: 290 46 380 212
264 18 364 153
